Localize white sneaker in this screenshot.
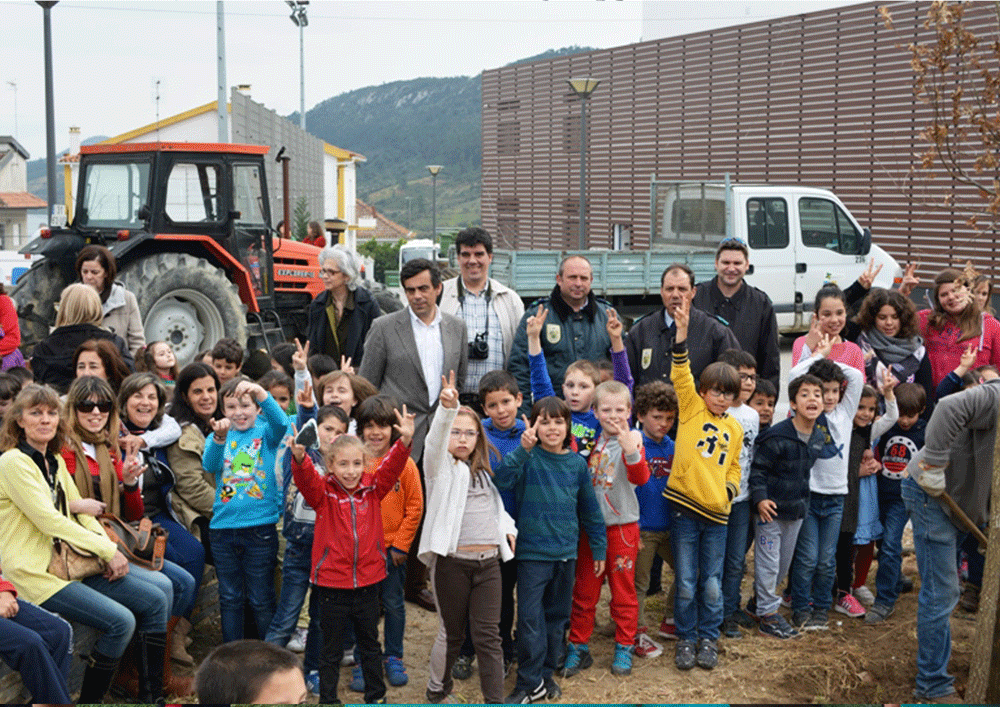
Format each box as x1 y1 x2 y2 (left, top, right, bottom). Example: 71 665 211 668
634 631 663 659
341 644 357 666
853 585 875 607
286 627 307 652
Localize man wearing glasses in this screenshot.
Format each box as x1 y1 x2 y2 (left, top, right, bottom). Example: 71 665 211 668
626 264 739 390
692 238 781 390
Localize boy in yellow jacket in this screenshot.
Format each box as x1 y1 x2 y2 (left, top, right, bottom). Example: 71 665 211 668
663 296 742 672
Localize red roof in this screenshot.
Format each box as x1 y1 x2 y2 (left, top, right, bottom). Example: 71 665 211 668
0 192 47 209
356 199 412 241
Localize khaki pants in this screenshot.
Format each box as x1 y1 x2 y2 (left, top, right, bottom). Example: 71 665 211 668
634 529 675 629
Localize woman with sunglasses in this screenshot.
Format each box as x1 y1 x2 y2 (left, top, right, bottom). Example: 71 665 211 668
62 375 196 697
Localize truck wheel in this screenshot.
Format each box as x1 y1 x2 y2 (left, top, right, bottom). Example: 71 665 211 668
120 253 247 366
10 259 68 354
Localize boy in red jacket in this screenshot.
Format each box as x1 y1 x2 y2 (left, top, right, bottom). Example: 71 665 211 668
290 406 414 705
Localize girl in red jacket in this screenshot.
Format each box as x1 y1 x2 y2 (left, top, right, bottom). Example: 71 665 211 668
290 406 414 705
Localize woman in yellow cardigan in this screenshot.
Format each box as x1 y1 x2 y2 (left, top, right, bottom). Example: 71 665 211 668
0 383 169 703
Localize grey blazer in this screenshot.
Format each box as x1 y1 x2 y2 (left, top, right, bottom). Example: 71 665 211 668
358 307 468 464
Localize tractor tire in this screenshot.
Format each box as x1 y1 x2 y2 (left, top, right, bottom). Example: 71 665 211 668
11 259 69 356
120 253 247 366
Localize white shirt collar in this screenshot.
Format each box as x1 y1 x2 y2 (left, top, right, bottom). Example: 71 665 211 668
409 305 441 329
663 309 675 328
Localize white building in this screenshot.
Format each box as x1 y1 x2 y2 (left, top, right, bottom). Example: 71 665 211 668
0 136 47 249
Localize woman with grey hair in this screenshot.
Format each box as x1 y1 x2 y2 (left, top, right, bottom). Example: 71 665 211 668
306 245 382 367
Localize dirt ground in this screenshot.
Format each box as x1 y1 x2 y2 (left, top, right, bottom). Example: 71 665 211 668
173 530 978 705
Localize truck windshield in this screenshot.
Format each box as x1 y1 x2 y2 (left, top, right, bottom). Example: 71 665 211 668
78 161 151 229
799 197 863 255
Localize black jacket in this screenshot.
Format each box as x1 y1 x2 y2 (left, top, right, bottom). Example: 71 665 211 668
692 277 781 390
306 286 382 369
750 417 826 521
31 323 134 394
625 306 739 390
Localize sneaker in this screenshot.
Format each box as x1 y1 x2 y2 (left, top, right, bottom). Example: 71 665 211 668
451 654 474 680
835 592 866 618
745 595 757 616
791 609 812 628
865 603 894 625
341 644 356 666
611 642 633 675
674 639 696 670
803 609 829 631
780 589 792 608
543 676 561 700
561 642 592 677
506 680 546 704
695 638 718 670
426 688 455 704
349 664 364 692
384 656 408 687
722 615 741 639
286 627 307 652
853 585 875 606
634 630 663 659
732 609 757 629
758 613 799 639
658 617 678 640
960 583 980 613
305 670 320 696
898 575 914 593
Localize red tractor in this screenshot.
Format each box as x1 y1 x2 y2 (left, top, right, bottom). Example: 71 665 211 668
14 142 330 363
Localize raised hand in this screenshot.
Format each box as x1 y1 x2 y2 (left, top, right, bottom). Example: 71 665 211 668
879 366 898 399
858 259 883 289
297 379 314 410
288 424 307 463
526 304 548 340
393 404 416 447
804 314 822 352
606 308 623 340
292 339 310 372
439 370 459 409
815 332 834 359
960 344 979 371
340 355 354 374
119 433 144 461
520 414 539 450
210 416 231 443
898 262 920 297
674 296 690 343
234 380 266 403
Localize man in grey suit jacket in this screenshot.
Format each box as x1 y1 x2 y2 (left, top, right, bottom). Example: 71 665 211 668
358 258 468 467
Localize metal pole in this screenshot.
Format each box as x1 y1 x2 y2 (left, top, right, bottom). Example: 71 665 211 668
299 21 306 130
217 1 227 142
577 95 587 250
40 1 56 226
431 173 437 249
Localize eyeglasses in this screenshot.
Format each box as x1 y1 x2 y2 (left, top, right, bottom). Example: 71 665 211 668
449 429 478 439
719 236 747 246
76 400 113 413
739 373 757 382
320 268 342 277
706 389 737 401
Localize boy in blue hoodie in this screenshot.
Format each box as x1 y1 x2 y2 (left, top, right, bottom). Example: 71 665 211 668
203 376 290 643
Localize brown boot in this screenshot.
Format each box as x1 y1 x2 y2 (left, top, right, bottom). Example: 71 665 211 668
170 616 195 665
164 616 195 698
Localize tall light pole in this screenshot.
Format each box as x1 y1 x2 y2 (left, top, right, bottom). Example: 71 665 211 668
426 165 443 249
287 1 308 130
567 78 600 250
38 1 58 226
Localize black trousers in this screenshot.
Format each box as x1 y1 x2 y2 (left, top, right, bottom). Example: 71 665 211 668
315 583 385 704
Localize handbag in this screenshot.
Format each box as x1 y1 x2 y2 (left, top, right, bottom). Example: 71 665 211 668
47 483 107 581
98 513 168 571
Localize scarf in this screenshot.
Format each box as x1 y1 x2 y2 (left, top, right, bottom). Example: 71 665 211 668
71 429 119 518
859 328 922 365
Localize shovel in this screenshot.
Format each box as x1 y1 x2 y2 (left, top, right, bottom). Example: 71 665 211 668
940 491 988 552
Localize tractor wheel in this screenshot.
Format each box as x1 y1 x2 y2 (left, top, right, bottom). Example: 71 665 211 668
11 259 69 355
120 253 247 366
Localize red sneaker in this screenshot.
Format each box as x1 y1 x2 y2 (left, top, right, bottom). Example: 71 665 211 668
657 618 677 640
634 630 663 659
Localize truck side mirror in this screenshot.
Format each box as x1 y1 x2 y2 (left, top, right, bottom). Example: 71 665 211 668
747 264 755 275
860 227 872 255
137 204 150 222
227 210 241 223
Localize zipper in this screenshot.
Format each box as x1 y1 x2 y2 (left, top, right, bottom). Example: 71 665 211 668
313 546 329 584
350 494 359 588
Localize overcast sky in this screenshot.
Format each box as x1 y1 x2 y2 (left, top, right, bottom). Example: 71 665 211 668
2 0 861 160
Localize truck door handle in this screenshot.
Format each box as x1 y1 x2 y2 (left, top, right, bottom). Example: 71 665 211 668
796 263 807 273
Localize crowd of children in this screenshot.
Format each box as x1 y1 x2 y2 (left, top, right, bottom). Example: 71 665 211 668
0 255 996 705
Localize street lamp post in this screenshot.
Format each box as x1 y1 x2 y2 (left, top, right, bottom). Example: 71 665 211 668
426 165 443 249
567 78 600 251
287 1 308 130
38 1 58 227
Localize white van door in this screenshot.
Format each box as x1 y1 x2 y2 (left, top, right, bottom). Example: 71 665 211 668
742 196 798 328
793 195 868 306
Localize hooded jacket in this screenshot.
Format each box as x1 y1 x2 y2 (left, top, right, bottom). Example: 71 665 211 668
101 282 145 357
749 417 827 521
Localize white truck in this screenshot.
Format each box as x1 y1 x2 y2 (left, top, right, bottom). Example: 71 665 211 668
488 179 902 332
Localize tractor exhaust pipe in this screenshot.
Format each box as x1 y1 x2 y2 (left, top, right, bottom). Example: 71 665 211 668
276 146 291 239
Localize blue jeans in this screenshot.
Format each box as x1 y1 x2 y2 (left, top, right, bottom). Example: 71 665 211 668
790 492 844 613
130 559 195 619
211 523 279 643
670 510 727 641
153 512 205 617
902 478 962 699
0 600 73 703
265 537 322 672
382 555 406 659
516 559 575 692
874 494 910 609
722 499 750 617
